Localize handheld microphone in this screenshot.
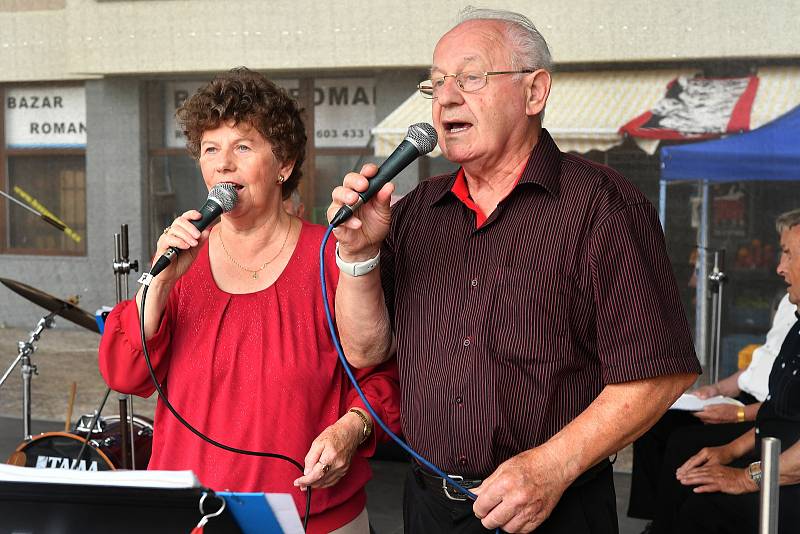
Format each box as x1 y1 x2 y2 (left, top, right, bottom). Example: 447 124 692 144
149 183 238 277
330 123 438 228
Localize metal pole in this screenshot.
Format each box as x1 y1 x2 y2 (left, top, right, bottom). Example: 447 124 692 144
111 224 139 469
658 179 667 231
708 249 727 384
759 437 780 534
696 181 709 367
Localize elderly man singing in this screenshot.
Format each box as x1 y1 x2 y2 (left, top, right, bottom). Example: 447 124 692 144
329 8 700 534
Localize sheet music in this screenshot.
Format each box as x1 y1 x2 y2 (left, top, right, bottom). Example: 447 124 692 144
669 393 744 412
0 463 199 488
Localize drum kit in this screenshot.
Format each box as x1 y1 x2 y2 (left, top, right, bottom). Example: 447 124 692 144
0 224 152 472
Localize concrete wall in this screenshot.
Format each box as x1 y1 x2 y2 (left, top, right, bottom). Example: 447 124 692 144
0 78 146 328
0 0 798 82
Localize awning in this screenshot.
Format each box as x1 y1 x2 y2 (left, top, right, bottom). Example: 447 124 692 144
372 67 800 157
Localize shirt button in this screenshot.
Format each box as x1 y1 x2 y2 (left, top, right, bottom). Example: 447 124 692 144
458 455 467 466
782 363 786 368
767 395 771 401
756 428 760 434
463 337 471 347
455 396 463 405
470 278 478 287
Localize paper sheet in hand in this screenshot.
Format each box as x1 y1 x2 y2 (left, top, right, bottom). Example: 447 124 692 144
217 492 304 534
670 393 744 411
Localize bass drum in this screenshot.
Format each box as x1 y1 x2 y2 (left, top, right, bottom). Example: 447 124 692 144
6 415 153 471
7 432 116 471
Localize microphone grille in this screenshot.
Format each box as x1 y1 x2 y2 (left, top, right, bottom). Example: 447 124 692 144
405 123 438 154
208 183 238 213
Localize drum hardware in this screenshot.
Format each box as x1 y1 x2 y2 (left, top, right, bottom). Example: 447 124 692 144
0 277 102 440
65 381 77 432
0 310 58 439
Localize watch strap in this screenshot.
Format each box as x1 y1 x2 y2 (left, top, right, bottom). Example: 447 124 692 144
335 243 380 277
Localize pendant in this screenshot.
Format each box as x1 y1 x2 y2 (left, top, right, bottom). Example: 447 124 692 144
252 272 258 279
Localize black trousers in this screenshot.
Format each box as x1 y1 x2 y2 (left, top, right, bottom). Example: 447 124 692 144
675 483 800 534
649 422 754 534
402 463 618 534
628 399 757 520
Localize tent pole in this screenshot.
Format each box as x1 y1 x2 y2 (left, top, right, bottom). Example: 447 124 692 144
696 180 709 370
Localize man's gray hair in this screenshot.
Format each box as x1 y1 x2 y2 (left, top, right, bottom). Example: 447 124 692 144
458 7 553 74
776 208 800 233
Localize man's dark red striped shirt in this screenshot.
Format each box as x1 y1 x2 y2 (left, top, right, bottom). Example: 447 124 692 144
381 129 701 477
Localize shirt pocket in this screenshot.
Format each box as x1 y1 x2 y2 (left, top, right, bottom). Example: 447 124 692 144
488 266 570 364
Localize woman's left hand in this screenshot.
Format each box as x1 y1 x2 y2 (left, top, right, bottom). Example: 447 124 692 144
293 411 365 490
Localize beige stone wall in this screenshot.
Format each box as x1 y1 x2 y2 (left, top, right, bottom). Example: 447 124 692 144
0 0 798 82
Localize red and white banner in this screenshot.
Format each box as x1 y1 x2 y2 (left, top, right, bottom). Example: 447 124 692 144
620 76 759 140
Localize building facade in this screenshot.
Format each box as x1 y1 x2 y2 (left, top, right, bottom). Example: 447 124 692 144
0 0 798 360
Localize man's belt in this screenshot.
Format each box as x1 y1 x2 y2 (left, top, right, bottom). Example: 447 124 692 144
412 463 482 502
413 457 612 502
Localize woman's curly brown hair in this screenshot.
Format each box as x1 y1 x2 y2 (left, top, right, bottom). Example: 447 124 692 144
176 67 307 199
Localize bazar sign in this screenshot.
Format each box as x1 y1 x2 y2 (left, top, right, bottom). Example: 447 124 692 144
5 86 86 148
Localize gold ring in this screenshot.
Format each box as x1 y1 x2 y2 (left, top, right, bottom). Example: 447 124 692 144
162 225 171 235
320 462 330 475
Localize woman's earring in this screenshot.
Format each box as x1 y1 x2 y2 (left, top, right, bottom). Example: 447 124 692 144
277 175 286 184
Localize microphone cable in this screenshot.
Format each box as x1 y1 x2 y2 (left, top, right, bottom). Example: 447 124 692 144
137 283 312 531
320 225 503 534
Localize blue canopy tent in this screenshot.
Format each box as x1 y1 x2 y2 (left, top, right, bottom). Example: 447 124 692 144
658 105 800 371
661 104 800 183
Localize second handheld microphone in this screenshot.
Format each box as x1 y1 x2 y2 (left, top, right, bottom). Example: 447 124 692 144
330 123 438 228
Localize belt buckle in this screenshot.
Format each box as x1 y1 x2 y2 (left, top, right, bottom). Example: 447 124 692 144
442 475 468 501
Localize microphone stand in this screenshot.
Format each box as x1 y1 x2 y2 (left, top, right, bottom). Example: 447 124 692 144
113 224 139 469
77 225 139 469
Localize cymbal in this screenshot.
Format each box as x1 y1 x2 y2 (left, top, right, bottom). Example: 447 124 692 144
0 277 100 333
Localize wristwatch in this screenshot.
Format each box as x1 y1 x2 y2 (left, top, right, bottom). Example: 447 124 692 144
335 243 380 277
747 461 762 487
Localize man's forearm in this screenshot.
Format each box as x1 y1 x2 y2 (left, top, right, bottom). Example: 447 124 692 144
335 270 393 368
538 372 697 484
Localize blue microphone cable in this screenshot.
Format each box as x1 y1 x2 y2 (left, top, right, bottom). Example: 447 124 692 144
319 224 493 509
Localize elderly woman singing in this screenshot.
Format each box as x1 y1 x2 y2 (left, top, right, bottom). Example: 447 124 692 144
99 67 400 534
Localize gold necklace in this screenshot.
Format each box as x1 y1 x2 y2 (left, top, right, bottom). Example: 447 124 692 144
218 220 292 279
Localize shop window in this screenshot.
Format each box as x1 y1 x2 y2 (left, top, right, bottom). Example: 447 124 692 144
5 155 86 254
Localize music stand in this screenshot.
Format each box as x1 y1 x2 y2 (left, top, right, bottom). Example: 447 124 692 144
0 480 243 533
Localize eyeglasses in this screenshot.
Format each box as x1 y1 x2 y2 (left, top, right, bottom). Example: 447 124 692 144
417 70 535 99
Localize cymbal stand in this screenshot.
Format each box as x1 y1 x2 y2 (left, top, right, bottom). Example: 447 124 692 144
0 309 59 439
112 224 139 469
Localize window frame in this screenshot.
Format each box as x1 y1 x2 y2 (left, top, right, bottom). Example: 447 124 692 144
0 84 87 256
